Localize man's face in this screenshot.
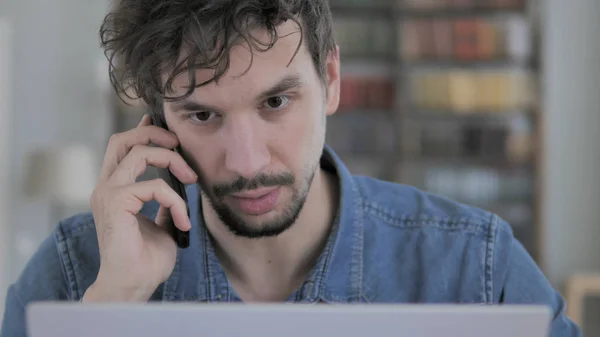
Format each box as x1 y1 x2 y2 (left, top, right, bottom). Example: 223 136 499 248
163 21 340 238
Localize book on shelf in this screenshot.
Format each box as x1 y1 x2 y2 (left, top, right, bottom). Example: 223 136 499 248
453 18 479 61
410 69 534 112
400 15 531 62
326 112 395 155
410 112 533 164
431 19 454 59
339 76 395 111
334 16 394 59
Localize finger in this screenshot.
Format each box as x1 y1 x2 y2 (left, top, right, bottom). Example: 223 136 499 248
108 145 198 186
154 205 171 228
153 206 183 237
122 179 191 231
99 125 179 182
137 114 151 127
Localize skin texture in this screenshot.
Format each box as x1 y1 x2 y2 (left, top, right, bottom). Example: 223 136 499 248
85 20 342 302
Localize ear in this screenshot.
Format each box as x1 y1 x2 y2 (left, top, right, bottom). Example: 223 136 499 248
324 45 340 117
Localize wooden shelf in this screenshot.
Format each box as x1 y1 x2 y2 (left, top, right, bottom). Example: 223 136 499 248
342 53 397 63
405 108 535 118
336 108 393 115
329 3 394 17
397 6 528 18
402 155 534 170
402 58 533 69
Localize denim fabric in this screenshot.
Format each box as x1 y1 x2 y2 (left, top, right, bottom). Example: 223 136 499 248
1 145 581 336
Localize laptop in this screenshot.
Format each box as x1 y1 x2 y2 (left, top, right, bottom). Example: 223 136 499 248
27 302 551 337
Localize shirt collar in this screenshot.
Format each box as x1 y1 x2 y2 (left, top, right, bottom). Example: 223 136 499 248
162 145 366 303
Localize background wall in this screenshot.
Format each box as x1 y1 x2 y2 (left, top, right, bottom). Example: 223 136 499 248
541 0 600 333
0 0 112 321
541 0 600 288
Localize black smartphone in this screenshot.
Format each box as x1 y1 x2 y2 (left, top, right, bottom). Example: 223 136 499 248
149 106 190 249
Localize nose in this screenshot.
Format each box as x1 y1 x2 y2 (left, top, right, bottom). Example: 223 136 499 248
222 115 271 179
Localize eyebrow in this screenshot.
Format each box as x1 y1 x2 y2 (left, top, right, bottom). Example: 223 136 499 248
170 73 305 113
170 100 219 114
257 73 304 100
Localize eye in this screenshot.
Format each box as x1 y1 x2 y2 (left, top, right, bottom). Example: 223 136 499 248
263 96 290 110
189 111 218 123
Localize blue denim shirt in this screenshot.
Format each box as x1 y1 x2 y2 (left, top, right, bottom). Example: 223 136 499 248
1 145 581 336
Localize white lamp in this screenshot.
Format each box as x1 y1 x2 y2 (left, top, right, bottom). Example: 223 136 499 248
52 145 98 205
23 144 98 226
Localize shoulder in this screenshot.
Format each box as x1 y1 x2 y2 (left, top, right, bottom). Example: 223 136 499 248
351 175 517 303
352 175 511 235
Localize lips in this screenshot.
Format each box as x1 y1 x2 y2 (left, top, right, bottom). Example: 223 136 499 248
228 187 281 215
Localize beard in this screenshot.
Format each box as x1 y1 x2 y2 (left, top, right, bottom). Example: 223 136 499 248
198 163 318 239
187 101 327 239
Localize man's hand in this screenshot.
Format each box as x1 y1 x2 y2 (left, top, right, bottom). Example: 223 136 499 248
83 114 197 302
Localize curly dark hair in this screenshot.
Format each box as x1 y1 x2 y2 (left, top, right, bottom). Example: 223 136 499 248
99 0 336 107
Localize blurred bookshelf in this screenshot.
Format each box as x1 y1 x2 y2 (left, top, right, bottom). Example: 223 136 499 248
327 0 542 264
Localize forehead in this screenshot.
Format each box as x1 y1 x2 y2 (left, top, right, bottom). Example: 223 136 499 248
165 20 315 99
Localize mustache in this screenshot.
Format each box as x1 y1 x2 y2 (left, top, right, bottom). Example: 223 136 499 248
212 172 295 197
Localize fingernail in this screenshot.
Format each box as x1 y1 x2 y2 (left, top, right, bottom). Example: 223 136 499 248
137 114 148 126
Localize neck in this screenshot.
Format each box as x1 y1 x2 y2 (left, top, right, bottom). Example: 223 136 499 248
201 167 339 302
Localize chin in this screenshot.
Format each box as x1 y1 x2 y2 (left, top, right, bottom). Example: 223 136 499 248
233 224 294 239
215 197 306 239
222 215 296 239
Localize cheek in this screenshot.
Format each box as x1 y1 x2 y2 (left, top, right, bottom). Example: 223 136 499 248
164 111 223 181
268 100 324 174
175 131 222 181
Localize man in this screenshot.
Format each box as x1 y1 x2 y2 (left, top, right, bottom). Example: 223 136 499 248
1 0 581 336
